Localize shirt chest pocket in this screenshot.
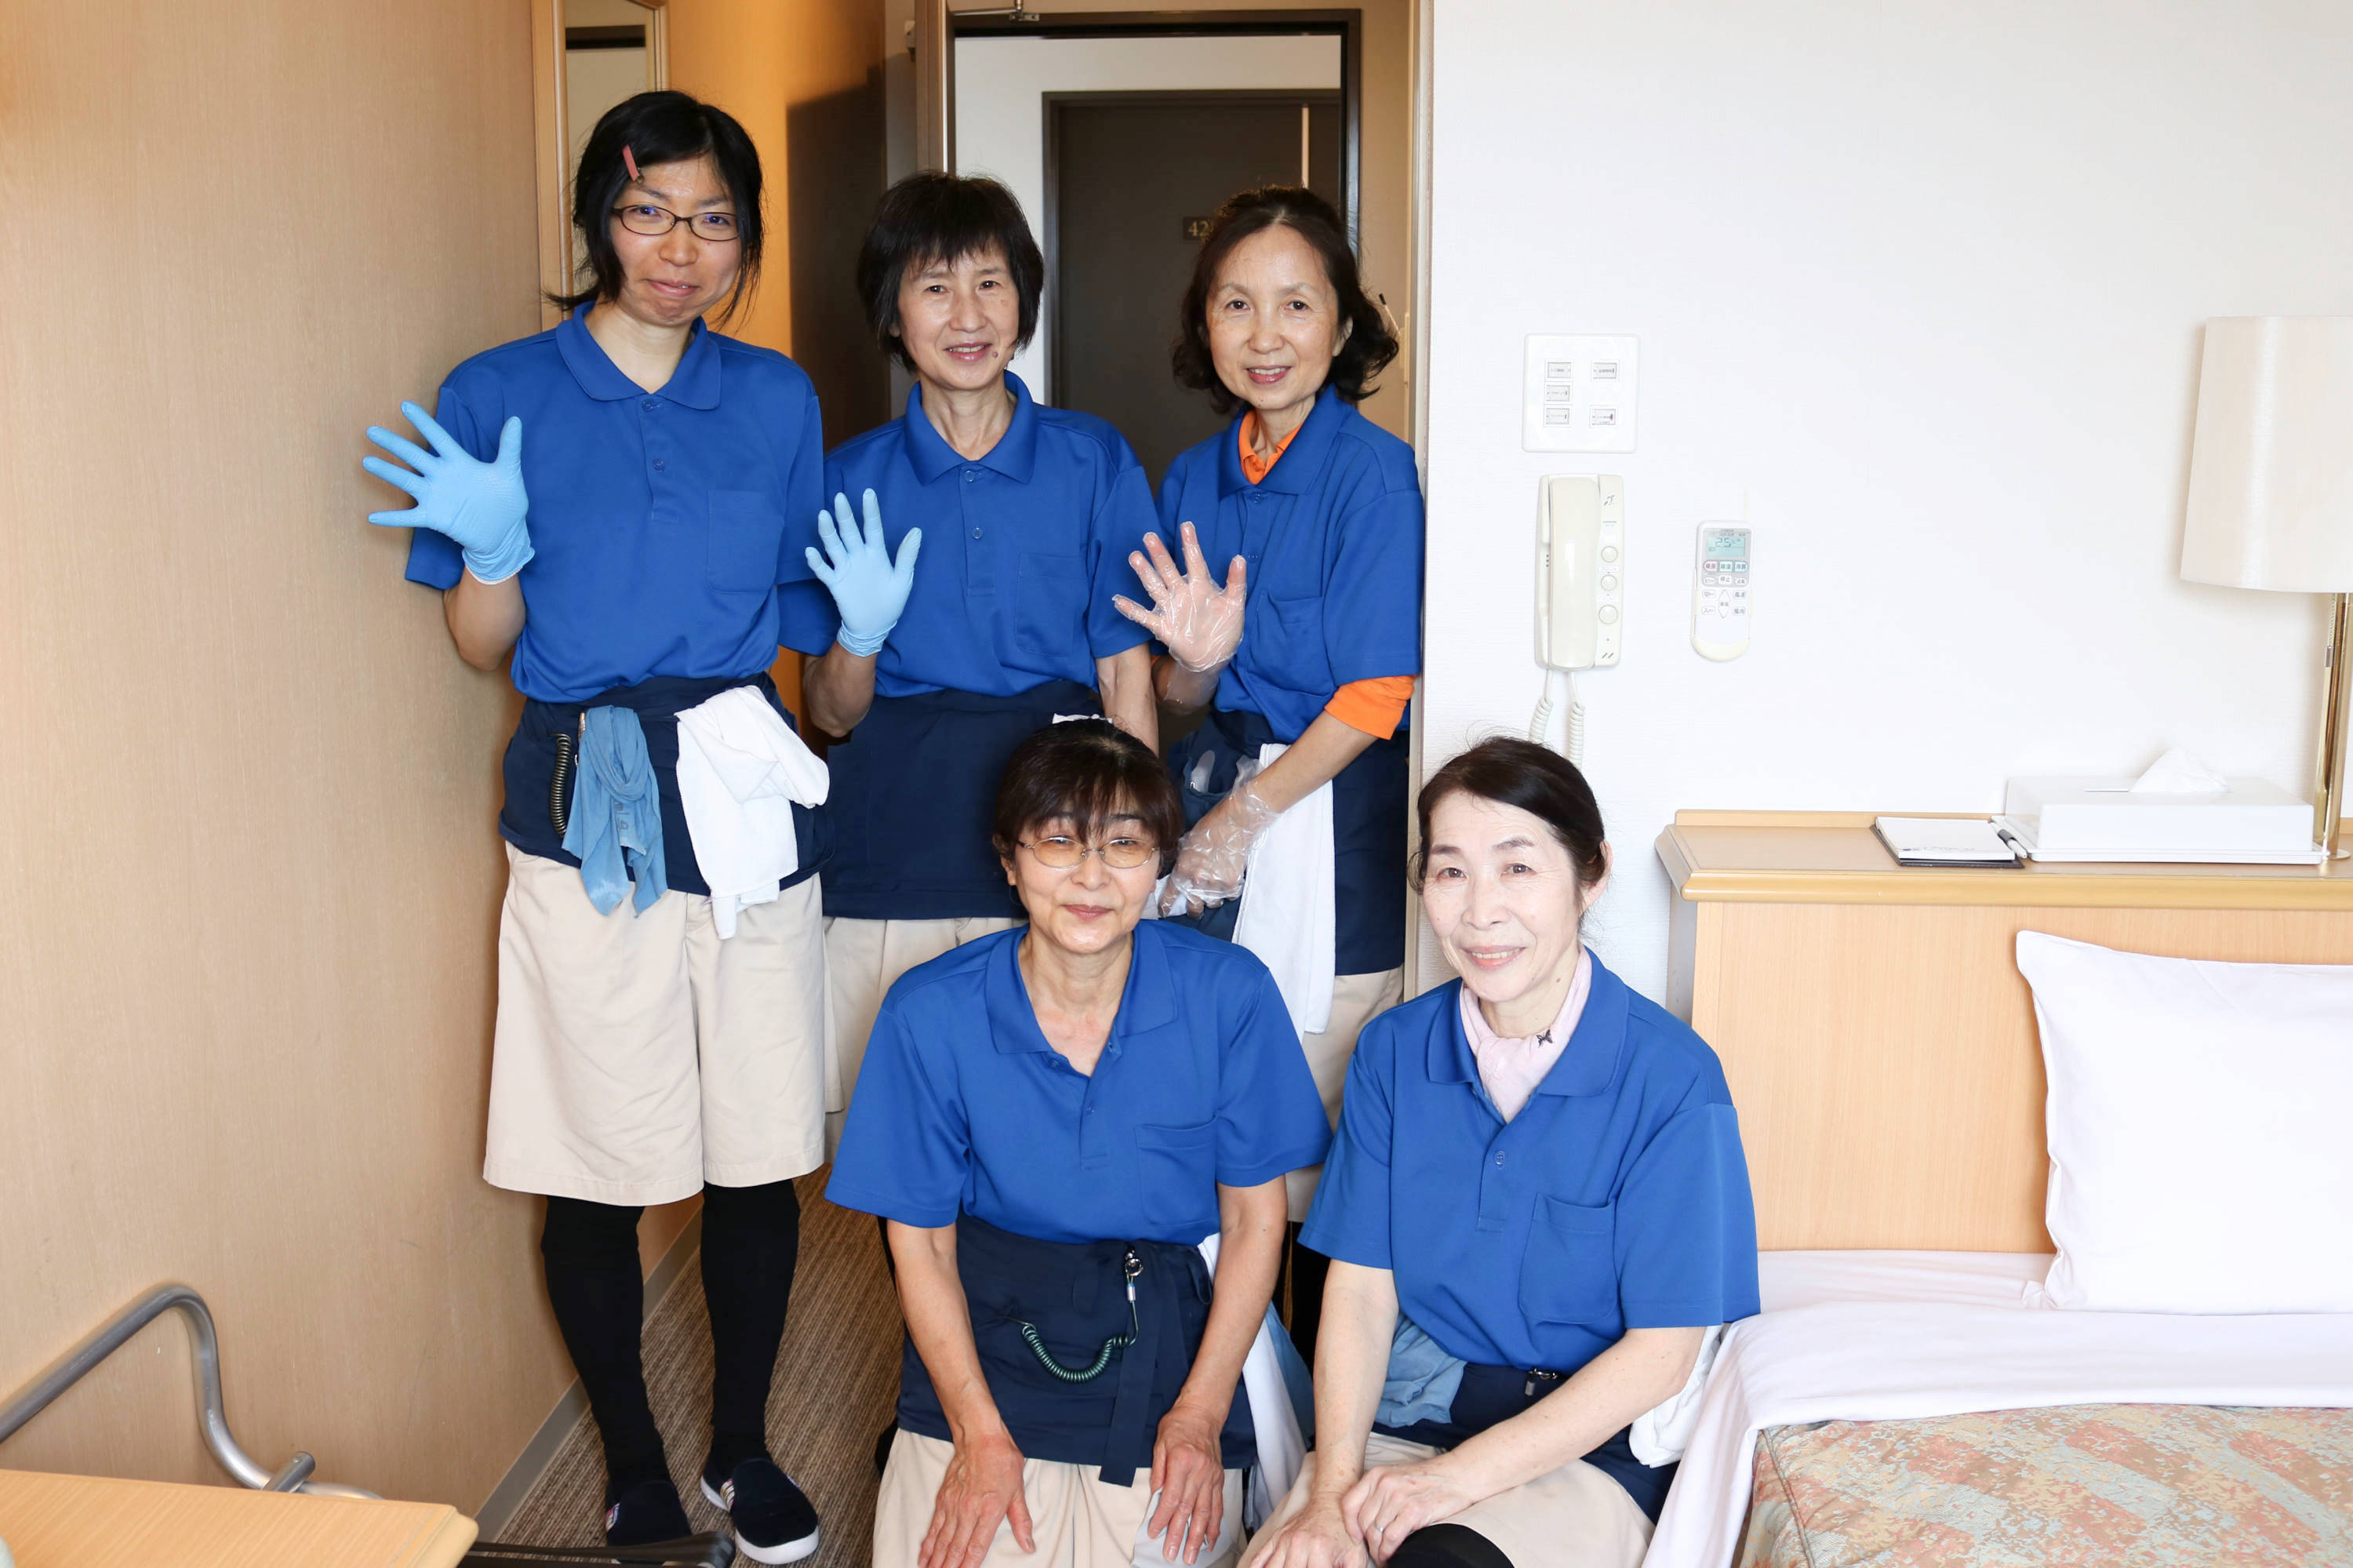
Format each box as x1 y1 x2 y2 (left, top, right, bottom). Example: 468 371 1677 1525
1518 1195 1620 1330
1246 593 1333 692
708 489 784 595
1007 551 1089 667
1133 1121 1216 1227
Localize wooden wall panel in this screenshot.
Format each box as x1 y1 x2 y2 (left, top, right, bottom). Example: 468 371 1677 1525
0 0 569 1509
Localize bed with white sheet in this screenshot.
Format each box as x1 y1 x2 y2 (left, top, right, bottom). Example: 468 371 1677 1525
1641 933 2353 1568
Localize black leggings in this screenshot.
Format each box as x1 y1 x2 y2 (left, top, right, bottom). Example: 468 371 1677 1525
540 1180 801 1493
1390 1523 1515 1568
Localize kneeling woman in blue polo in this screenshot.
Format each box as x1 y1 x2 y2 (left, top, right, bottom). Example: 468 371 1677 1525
827 720 1330 1568
1243 739 1760 1568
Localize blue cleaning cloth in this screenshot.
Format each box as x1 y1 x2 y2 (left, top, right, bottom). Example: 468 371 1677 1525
1377 1315 1467 1429
562 706 667 915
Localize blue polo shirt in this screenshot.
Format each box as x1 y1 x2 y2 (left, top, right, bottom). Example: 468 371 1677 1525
1303 954 1760 1374
1156 385 1424 740
788 374 1155 696
827 922 1331 1246
405 312 830 704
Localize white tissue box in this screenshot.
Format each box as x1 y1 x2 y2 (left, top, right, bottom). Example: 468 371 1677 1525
1998 777 2322 864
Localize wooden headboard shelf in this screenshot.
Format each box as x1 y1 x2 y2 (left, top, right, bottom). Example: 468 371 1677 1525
1660 811 2353 1253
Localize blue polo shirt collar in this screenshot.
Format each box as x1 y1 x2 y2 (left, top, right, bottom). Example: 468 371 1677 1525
982 919 1180 1055
902 372 1042 486
1426 954 1631 1099
1217 381 1345 499
556 311 722 409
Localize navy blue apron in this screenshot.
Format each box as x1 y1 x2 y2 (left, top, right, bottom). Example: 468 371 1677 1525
500 671 828 898
1375 1364 1671 1522
1165 705 1409 976
822 680 1100 921
896 1213 1255 1485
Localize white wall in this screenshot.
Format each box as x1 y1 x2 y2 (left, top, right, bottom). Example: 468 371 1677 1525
954 33 1342 398
1420 0 2353 1002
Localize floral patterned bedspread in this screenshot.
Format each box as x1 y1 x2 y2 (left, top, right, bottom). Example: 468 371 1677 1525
1732 1403 2353 1567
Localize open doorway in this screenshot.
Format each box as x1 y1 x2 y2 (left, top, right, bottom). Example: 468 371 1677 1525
922 8 1400 472
1046 86 1344 482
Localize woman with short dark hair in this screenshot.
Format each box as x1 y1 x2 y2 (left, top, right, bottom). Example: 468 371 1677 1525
1113 186 1419 1355
1242 739 1760 1568
796 173 1162 1159
828 719 1330 1568
360 90 828 1559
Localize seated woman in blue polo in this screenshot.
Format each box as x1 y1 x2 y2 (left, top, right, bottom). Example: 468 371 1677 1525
827 719 1330 1568
1242 738 1760 1568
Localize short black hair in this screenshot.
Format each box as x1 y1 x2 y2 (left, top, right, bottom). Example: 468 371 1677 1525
1411 738 1608 893
553 91 764 323
1171 186 1398 417
992 719 1185 877
856 173 1046 371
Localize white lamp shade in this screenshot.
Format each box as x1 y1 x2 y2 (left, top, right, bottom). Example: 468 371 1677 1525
2181 316 2353 592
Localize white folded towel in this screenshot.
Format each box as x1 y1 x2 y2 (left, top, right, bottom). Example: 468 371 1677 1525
674 687 830 938
1231 743 1337 1035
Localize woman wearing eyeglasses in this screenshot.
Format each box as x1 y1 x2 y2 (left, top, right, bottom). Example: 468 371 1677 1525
361 92 831 1561
828 719 1330 1568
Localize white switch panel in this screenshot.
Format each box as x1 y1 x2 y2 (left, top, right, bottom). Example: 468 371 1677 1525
1522 335 1639 453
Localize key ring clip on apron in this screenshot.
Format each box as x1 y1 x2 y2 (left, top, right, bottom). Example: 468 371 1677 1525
1017 1246 1143 1383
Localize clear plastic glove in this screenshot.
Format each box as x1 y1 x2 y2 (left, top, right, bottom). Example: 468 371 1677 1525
1162 773 1280 916
1114 522 1247 674
806 488 921 657
363 402 533 584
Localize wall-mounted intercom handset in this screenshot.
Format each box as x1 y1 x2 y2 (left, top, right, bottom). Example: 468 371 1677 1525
1692 523 1751 660
1531 475 1624 764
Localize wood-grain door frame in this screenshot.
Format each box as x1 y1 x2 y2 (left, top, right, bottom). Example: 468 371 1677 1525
530 0 671 329
1041 85 1346 408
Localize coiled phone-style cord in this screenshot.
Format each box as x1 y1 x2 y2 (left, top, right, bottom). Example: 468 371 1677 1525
549 729 575 836
1016 1248 1142 1384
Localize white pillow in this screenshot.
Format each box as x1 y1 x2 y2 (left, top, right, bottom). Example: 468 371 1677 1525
2016 930 2353 1313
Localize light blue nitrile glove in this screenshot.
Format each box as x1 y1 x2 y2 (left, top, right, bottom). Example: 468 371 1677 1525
805 488 920 657
362 401 534 584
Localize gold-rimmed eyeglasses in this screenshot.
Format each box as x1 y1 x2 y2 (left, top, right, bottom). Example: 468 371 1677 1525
1017 835 1159 871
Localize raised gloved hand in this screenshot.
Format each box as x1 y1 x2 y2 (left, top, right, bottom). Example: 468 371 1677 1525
806 489 921 658
1161 773 1281 916
1114 522 1247 674
363 402 533 584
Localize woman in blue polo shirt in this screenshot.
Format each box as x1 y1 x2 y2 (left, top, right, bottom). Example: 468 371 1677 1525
828 720 1329 1568
791 173 1158 1155
1114 186 1419 1359
361 93 827 1560
1242 739 1760 1568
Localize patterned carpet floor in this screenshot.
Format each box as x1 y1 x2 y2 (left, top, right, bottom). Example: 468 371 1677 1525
498 1169 903 1567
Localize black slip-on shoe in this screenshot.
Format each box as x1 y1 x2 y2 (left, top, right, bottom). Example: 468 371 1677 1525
602 1478 692 1548
700 1456 820 1565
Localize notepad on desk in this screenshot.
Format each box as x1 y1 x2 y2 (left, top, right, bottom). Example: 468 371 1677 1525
1872 816 2023 867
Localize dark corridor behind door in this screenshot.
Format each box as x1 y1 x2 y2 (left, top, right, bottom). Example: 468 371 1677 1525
1047 91 1344 486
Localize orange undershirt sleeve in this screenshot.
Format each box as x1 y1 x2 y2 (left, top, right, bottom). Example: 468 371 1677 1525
1325 675 1417 738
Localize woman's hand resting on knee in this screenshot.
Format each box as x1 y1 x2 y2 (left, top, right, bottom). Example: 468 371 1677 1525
1147 1398 1229 1564
922 1428 1033 1568
1245 1493 1369 1568
1340 1457 1479 1565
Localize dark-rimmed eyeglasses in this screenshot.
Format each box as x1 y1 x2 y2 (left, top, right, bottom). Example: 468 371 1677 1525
1017 835 1158 871
611 203 742 242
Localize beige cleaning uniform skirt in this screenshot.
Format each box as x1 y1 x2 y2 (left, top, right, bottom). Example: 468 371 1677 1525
875 1431 1246 1568
1285 968 1404 1220
822 914 1021 1156
482 846 827 1205
1242 1431 1651 1568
